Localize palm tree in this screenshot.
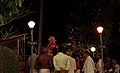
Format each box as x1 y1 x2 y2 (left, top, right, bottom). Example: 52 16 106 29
38 0 44 54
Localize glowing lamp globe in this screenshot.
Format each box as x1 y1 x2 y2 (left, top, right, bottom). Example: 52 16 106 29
28 21 35 28
90 47 96 52
97 26 103 33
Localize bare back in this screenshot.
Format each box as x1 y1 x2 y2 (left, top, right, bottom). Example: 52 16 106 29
38 54 51 69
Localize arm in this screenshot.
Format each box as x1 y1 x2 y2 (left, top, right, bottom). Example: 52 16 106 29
53 57 60 71
86 59 95 73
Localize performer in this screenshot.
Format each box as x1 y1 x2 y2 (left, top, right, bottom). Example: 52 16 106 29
44 36 58 56
44 36 58 73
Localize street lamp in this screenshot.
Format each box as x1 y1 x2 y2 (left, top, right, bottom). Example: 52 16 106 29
97 26 104 73
90 47 96 57
28 21 35 73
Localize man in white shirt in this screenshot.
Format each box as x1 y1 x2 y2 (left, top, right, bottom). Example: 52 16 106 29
96 53 102 73
83 50 96 73
28 48 39 73
68 55 76 73
112 59 119 73
53 46 70 73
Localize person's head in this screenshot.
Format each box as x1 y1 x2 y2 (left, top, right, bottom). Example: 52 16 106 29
75 55 80 61
82 49 90 59
52 48 58 56
58 46 66 54
40 49 45 54
96 52 101 60
48 36 56 44
112 58 117 64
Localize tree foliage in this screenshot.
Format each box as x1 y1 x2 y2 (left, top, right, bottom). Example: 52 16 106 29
64 0 113 51
0 0 33 26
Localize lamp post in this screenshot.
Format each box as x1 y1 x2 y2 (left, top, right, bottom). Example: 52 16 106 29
97 26 104 73
28 21 35 73
90 47 96 57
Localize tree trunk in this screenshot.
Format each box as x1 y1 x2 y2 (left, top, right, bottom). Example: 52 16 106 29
38 0 44 54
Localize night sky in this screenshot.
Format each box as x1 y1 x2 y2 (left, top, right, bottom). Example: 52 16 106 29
41 0 97 45
20 0 120 60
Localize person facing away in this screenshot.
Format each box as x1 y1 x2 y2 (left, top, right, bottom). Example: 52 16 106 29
44 36 58 56
53 46 70 73
96 52 102 73
82 49 96 73
51 48 58 73
27 48 39 73
37 49 52 73
111 59 119 73
67 54 77 73
75 55 82 73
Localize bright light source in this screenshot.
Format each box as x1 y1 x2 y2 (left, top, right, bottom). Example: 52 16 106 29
97 26 103 33
28 21 35 28
90 47 96 52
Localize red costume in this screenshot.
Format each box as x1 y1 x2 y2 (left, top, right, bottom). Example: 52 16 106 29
44 36 58 56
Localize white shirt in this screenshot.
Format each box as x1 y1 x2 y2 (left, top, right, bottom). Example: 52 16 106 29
68 56 76 73
114 64 119 73
28 53 38 73
96 59 102 73
53 52 70 71
83 56 95 73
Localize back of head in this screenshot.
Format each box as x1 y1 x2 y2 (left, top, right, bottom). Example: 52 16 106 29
52 48 58 56
84 50 90 55
40 49 44 54
58 46 66 54
82 49 91 57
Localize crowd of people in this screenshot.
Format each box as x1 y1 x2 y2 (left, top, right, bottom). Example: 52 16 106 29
27 36 120 73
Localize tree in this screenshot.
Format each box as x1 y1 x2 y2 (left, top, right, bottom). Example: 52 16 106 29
38 0 44 54
64 0 113 53
0 0 23 25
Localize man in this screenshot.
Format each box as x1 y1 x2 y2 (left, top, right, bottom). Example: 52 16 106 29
37 49 52 73
68 55 76 73
83 49 96 73
111 59 119 73
96 53 102 73
27 48 39 73
66 49 76 73
53 46 70 73
44 36 58 56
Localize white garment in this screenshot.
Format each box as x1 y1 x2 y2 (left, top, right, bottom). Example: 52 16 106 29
28 53 39 73
83 56 95 73
53 52 70 71
76 69 80 73
39 69 50 73
114 64 119 73
30 69 38 73
68 56 76 73
96 59 102 73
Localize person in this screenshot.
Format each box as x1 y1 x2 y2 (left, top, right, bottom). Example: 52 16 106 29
111 59 119 73
104 57 112 73
27 48 39 73
44 36 58 56
51 48 58 73
66 49 76 73
53 46 70 73
96 53 102 73
75 55 82 73
37 49 52 73
82 49 96 73
68 55 76 73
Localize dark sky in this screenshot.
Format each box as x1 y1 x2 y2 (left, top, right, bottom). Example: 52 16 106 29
23 0 120 59
41 0 120 44
41 0 97 45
